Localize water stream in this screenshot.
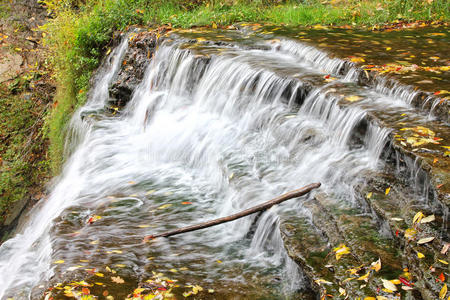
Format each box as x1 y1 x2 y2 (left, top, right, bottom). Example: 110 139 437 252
0 29 444 299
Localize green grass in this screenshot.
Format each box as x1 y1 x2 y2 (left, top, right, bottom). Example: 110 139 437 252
41 0 449 175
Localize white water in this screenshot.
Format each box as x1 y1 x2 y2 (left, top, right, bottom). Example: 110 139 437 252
0 35 398 298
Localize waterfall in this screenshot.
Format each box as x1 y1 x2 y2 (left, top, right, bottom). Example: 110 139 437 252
0 31 426 298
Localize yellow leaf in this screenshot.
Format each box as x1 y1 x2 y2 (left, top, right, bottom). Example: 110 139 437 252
357 271 371 281
138 224 150 228
440 284 447 299
111 276 125 284
390 279 401 284
371 258 381 272
95 272 104 277
438 259 448 265
169 268 177 273
364 297 376 300
381 279 397 291
420 215 435 223
350 57 365 63
386 47 392 50
158 204 172 209
413 211 424 224
417 252 425 258
212 22 217 29
339 287 346 296
333 244 351 260
366 192 372 199
385 187 390 195
404 228 417 239
54 260 65 264
345 95 362 102
417 236 435 244
315 279 332 285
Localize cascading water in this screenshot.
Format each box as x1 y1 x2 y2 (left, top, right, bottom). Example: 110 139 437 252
0 29 444 299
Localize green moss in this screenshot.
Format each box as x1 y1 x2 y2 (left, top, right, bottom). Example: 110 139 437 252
0 87 48 216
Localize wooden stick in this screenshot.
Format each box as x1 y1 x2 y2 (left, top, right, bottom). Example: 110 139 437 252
144 182 321 241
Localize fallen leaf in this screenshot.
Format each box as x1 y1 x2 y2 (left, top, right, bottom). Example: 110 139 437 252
381 278 398 291
357 271 371 281
420 215 435 223
371 258 381 272
345 95 362 102
441 243 450 254
413 211 424 224
385 187 390 195
53 260 65 264
158 204 172 209
417 236 435 244
417 252 425 259
439 284 447 299
181 202 192 205
333 244 351 260
438 259 448 265
439 272 445 282
405 228 417 239
315 279 333 285
111 276 125 284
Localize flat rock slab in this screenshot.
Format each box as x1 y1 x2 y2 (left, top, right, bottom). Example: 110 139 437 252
0 49 22 83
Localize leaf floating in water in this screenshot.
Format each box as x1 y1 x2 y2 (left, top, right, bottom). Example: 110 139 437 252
420 214 435 223
315 279 332 285
417 236 434 244
413 211 424 224
181 202 192 205
439 283 447 299
370 258 381 272
87 215 102 224
349 56 365 63
404 228 417 239
357 271 370 282
381 278 397 291
111 276 125 284
146 190 156 195
333 244 350 260
53 260 65 264
158 204 172 209
344 95 362 102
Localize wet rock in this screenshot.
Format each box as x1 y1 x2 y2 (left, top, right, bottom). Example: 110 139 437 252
108 31 159 107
